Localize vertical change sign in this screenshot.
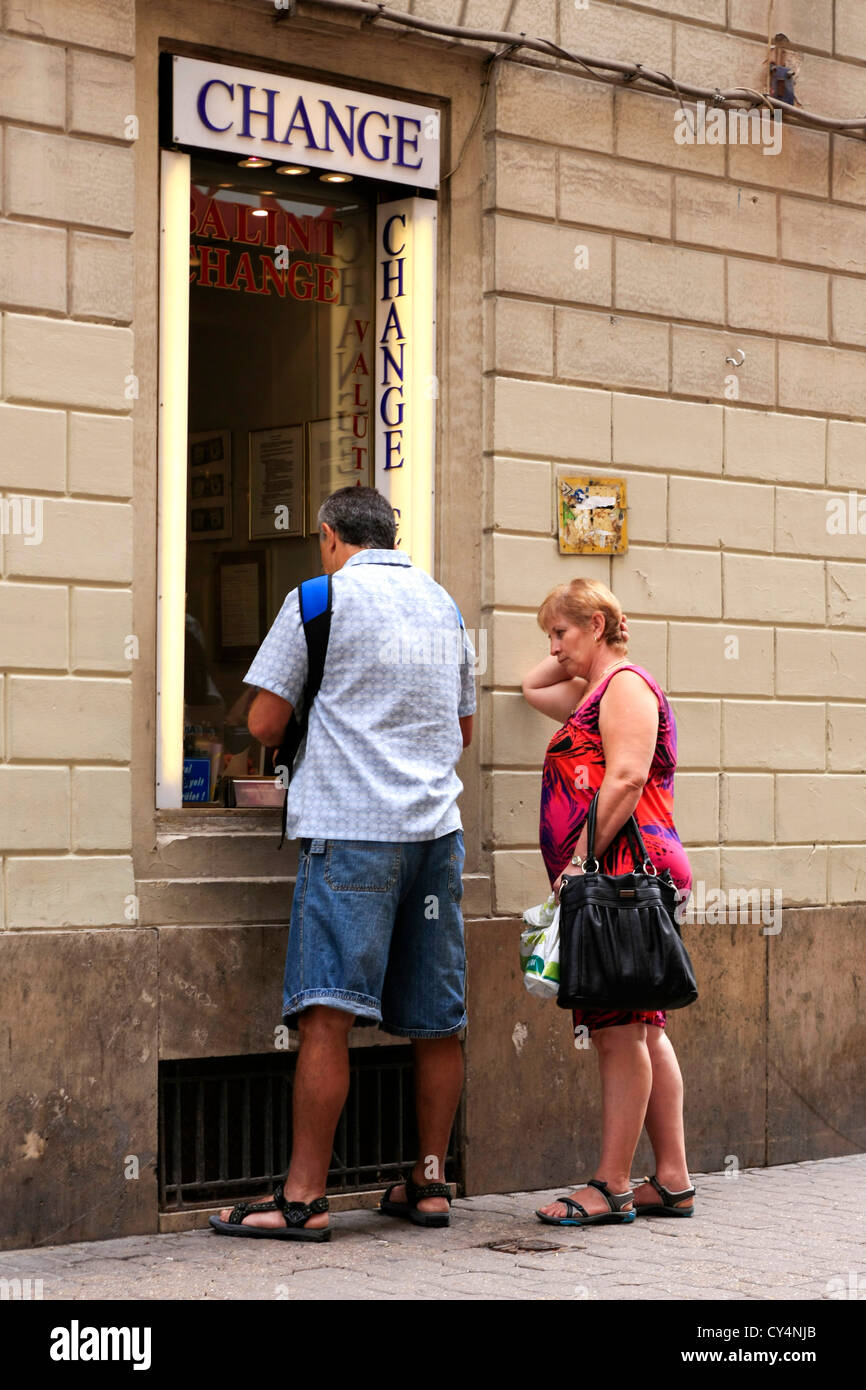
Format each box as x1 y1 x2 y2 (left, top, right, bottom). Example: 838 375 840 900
375 198 437 576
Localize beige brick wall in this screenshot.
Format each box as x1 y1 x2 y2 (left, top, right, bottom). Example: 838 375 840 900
2 0 865 928
482 15 866 915
0 2 134 929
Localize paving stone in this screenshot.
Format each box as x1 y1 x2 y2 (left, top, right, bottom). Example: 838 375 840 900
0 1154 863 1300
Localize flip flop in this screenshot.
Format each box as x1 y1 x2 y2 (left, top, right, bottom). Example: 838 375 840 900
536 1178 636 1226
379 1175 452 1228
208 1182 331 1240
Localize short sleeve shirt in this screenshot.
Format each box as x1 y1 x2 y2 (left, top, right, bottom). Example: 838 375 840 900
243 549 476 841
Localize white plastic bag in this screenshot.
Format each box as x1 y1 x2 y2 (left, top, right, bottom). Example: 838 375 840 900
520 894 560 998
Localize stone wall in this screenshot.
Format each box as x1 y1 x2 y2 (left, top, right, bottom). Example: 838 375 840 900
0 0 136 932
476 3 866 915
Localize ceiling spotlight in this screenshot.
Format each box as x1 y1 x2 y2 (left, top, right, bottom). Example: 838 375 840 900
237 156 272 168
251 208 268 217
320 172 353 183
275 164 310 176
217 182 234 189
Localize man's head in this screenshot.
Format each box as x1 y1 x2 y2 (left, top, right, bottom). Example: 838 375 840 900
317 486 397 573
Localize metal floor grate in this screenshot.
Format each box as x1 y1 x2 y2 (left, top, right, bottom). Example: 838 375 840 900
158 1049 456 1211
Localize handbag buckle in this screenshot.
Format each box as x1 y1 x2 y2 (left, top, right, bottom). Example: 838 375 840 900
642 859 658 876
583 856 600 874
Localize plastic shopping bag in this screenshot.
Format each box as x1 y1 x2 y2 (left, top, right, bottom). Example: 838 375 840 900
520 893 560 998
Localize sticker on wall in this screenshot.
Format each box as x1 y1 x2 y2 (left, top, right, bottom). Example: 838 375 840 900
557 477 628 555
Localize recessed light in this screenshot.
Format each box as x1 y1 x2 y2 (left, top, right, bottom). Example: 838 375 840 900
251 208 268 217
217 182 234 188
320 172 353 183
275 164 310 176
238 156 272 169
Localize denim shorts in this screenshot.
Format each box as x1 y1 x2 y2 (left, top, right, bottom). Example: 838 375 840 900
283 830 466 1038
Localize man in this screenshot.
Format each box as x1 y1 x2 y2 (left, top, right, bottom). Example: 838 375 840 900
210 486 475 1240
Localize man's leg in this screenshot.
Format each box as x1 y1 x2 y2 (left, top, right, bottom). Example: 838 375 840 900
217 1005 353 1230
386 1035 464 1215
379 831 467 1217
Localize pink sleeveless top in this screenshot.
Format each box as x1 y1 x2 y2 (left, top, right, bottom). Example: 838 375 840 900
539 664 692 896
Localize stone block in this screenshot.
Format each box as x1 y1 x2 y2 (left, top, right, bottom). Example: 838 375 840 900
71 767 131 851
491 376 611 462
767 905 866 1160
613 393 723 474
722 700 825 770
6 129 134 234
0 927 156 1251
724 407 826 486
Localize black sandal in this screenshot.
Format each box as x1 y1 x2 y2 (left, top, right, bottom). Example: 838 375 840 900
536 1178 636 1227
379 1175 452 1228
633 1173 695 1217
208 1182 331 1241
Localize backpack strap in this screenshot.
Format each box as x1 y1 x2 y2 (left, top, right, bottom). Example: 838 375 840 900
274 574 332 848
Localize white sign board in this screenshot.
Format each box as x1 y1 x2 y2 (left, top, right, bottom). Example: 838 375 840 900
375 198 437 576
171 56 441 189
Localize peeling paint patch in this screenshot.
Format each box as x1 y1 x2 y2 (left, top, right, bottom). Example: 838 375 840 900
511 1021 529 1055
21 1130 45 1159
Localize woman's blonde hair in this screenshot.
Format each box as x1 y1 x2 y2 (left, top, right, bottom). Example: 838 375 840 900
537 578 626 650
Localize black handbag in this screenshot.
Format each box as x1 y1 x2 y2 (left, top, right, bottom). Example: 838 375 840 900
557 792 698 1012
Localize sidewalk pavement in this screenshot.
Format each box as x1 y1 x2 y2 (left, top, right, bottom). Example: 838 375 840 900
2 1154 863 1301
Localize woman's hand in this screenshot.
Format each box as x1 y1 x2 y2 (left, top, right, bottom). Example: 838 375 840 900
522 656 587 723
620 612 630 643
553 866 585 902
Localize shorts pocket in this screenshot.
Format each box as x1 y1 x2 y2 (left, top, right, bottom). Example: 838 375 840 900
324 840 401 892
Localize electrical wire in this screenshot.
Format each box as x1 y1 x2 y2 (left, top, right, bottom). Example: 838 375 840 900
271 0 866 137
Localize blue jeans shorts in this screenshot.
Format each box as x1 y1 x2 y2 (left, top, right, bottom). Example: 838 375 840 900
284 830 466 1038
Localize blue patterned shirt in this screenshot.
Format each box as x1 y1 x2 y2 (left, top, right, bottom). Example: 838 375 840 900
243 550 476 841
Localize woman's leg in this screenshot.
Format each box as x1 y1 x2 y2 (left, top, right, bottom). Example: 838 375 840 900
633 1024 693 1210
538 1021 652 1219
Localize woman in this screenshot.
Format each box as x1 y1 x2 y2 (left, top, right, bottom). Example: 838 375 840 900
522 578 695 1226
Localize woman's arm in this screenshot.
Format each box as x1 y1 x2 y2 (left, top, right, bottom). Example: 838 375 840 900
522 655 587 723
553 671 659 895
591 671 660 857
523 615 631 723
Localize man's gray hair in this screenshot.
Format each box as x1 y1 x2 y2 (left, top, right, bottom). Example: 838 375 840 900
317 486 397 549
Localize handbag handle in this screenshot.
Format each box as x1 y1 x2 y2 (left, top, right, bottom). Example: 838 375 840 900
584 790 657 876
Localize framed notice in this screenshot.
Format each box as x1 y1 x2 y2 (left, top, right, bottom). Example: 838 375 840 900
217 550 266 659
307 417 367 533
189 430 233 540
249 425 305 540
557 476 628 555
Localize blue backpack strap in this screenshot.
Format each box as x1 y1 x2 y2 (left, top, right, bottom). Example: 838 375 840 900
299 573 330 624
273 574 332 848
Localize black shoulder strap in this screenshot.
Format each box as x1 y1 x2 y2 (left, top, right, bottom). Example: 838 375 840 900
273 574 332 848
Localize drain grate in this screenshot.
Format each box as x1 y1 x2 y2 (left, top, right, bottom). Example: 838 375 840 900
486 1238 565 1254
158 1048 456 1210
